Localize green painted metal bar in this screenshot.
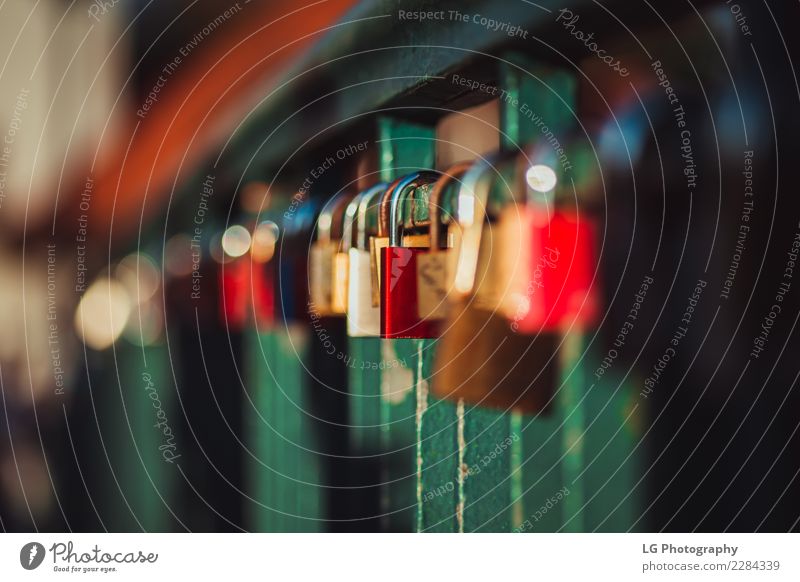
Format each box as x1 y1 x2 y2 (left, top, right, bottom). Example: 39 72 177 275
416 340 459 532
582 363 645 532
498 54 582 532
498 53 644 532
99 343 177 531
378 338 417 531
452 55 577 533
461 406 514 532
372 116 463 532
558 331 587 532
347 338 382 454
245 327 324 532
245 329 278 531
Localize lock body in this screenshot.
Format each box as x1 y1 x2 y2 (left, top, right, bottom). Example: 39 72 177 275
369 235 388 307
347 248 379 336
309 240 336 314
432 300 557 412
380 245 439 339
470 205 532 319
414 249 448 321
515 208 598 332
330 251 349 314
219 257 249 330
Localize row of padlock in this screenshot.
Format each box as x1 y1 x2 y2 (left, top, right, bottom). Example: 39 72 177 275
307 150 599 412
217 148 599 412
308 152 599 340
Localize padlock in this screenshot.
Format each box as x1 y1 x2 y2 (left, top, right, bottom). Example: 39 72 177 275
279 195 321 323
505 148 599 332
309 192 354 316
414 161 473 321
219 254 249 331
378 171 439 339
512 207 598 332
369 175 403 307
440 151 529 322
432 158 557 413
217 220 279 331
447 153 517 303
330 211 351 316
452 149 599 333
216 222 257 331
369 173 438 307
346 182 387 337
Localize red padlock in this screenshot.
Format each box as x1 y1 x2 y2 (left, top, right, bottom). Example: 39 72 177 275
513 206 598 332
511 149 599 333
219 254 249 330
379 171 439 339
456 151 599 334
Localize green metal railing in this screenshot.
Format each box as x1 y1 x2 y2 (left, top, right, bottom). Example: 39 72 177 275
99 0 653 533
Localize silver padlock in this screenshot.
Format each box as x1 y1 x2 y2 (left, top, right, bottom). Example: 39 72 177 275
346 183 386 337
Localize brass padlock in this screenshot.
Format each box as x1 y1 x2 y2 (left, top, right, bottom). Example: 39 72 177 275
445 152 530 320
330 213 351 315
432 158 557 413
309 192 353 316
415 161 473 321
346 183 386 337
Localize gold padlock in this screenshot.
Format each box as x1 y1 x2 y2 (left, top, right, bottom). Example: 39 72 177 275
470 153 533 320
346 183 386 337
415 161 473 321
309 192 353 316
330 199 353 315
432 157 557 413
442 152 530 320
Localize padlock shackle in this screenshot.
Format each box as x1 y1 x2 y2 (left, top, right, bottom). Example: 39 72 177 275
353 182 387 251
451 158 500 296
316 191 355 244
377 176 403 239
342 191 364 253
447 147 559 297
428 161 474 251
384 171 438 247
